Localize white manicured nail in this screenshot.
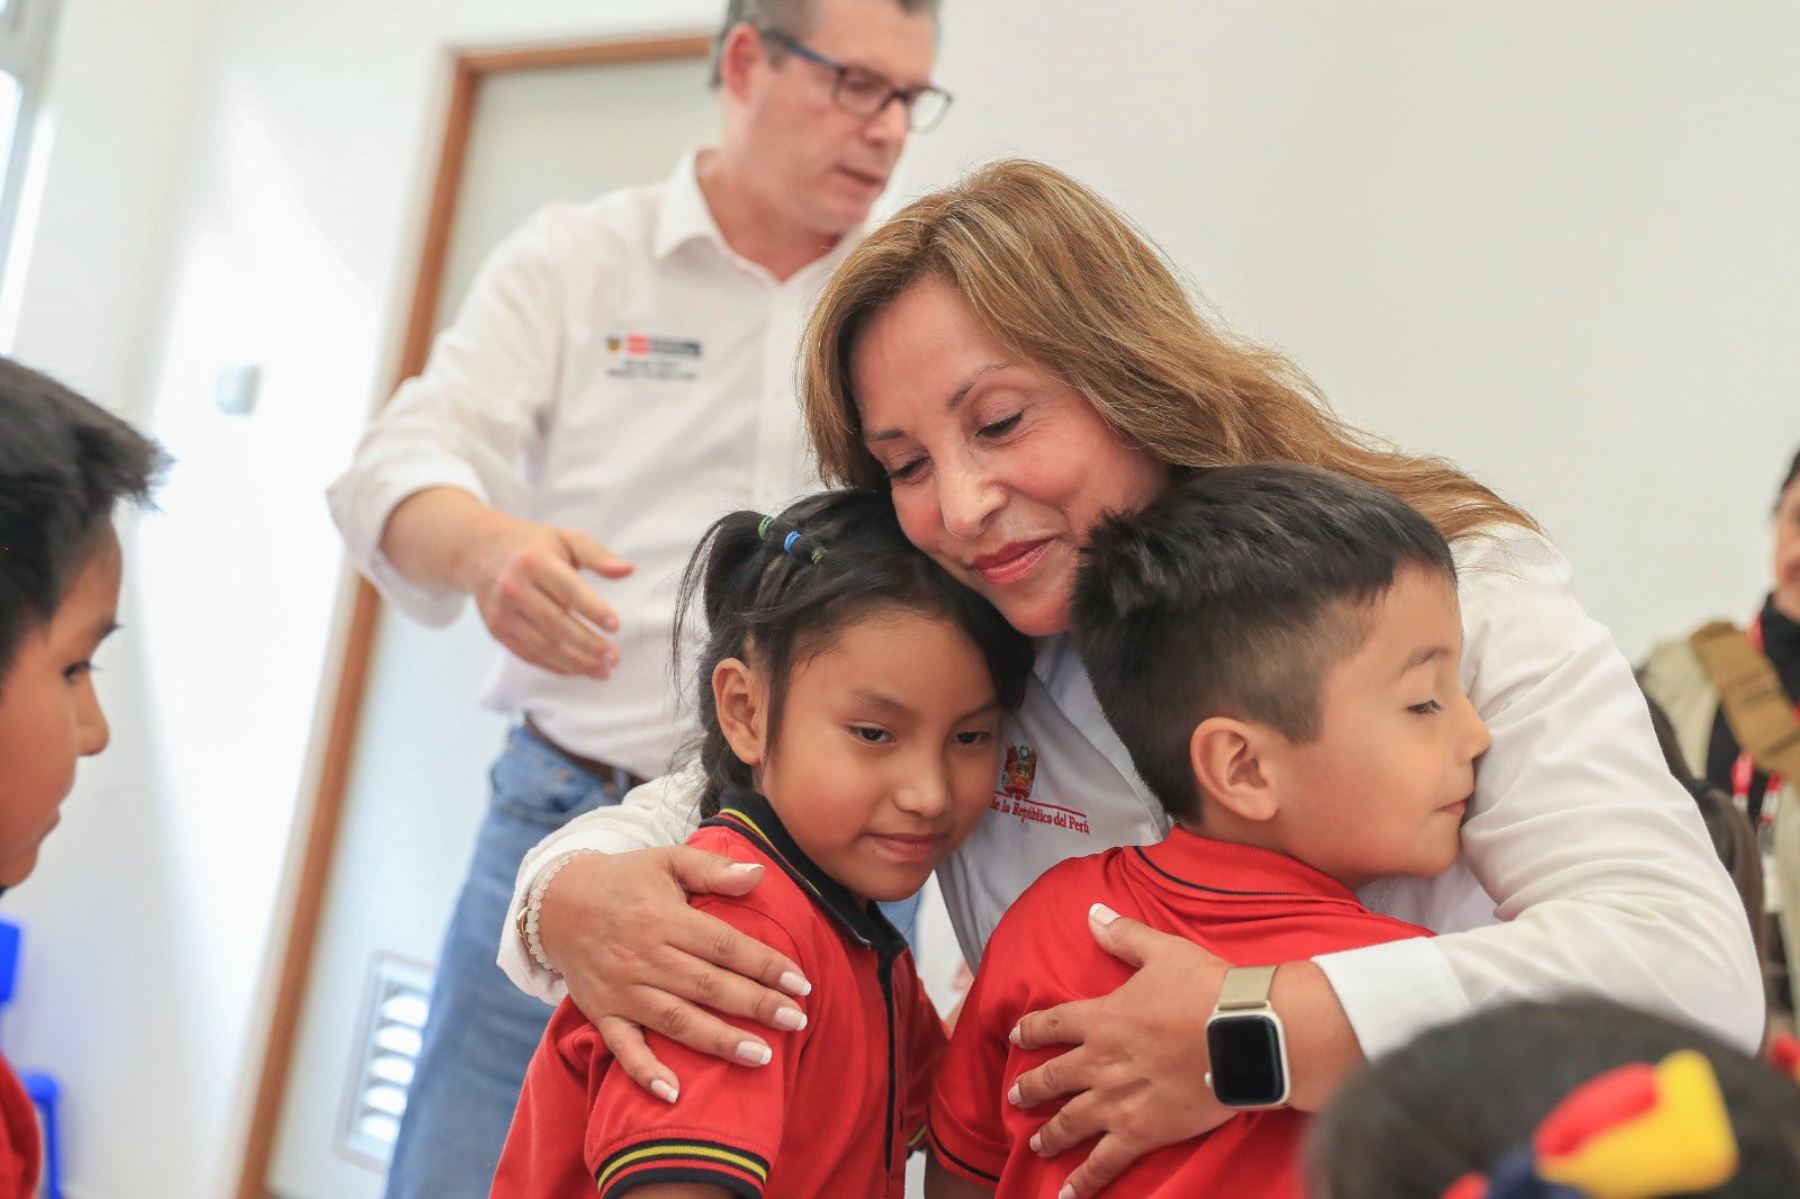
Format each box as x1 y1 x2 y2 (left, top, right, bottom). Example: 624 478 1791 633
1089 902 1120 926
730 862 764 873
650 1080 678 1104
773 1006 807 1031
736 1039 773 1066
1007 1083 1022 1106
779 971 812 997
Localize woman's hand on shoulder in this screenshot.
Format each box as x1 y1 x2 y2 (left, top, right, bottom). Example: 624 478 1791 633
535 846 814 1098
1007 905 1359 1196
1006 906 1235 1196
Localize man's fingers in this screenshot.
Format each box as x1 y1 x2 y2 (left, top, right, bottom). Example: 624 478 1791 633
536 552 623 634
509 619 603 679
564 529 636 580
1057 1133 1142 1198
548 610 618 676
1010 1044 1093 1109
595 1016 680 1104
495 580 615 676
497 620 585 677
1011 996 1097 1051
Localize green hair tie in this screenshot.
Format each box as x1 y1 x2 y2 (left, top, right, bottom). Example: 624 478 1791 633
756 514 775 540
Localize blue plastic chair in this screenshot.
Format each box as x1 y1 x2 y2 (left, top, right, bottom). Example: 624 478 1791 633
0 918 61 1199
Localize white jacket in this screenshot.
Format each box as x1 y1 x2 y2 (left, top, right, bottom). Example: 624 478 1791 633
502 524 1765 1056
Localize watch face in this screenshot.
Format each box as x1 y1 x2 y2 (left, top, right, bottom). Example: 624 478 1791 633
1206 1014 1286 1107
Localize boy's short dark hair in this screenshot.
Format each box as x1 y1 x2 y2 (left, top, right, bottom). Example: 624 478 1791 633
0 357 164 675
1070 464 1456 823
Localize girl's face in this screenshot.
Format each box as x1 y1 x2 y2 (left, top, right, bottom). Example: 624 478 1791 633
851 277 1170 637
715 606 1004 903
1775 475 1800 622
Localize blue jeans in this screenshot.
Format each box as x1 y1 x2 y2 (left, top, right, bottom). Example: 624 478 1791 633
382 725 921 1197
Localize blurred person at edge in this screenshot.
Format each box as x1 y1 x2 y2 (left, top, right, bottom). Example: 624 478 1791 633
1642 447 1800 1024
325 1 950 1193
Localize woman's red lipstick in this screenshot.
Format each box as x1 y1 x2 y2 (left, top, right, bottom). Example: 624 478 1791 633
971 540 1052 585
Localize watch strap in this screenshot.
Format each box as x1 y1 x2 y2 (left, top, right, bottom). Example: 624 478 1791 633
1216 964 1278 1012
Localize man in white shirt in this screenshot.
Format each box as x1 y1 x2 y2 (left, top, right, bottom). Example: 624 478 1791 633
327 1 948 1193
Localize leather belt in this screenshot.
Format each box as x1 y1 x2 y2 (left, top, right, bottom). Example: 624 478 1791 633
524 716 648 790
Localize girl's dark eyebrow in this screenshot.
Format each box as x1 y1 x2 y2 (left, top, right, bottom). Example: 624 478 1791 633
848 687 912 716
956 696 1003 722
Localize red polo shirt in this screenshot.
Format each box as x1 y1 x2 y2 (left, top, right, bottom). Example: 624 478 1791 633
493 788 945 1198
0 1054 38 1198
929 829 1433 1198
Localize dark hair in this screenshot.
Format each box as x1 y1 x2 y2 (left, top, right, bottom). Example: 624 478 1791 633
1070 464 1457 823
0 357 164 676
1777 447 1800 512
1308 999 1800 1198
676 489 1033 814
709 0 942 88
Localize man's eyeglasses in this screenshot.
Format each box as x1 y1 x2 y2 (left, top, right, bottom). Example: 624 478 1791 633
760 29 953 133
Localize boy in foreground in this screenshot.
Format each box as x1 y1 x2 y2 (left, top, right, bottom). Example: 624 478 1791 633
928 464 1492 1198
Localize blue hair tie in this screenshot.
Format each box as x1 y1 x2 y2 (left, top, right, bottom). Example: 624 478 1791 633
783 530 802 555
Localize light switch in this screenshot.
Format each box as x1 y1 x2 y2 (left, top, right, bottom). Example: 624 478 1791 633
214 364 261 415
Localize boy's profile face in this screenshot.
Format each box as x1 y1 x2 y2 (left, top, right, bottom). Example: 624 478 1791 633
718 606 1004 904
0 523 121 887
1265 566 1491 891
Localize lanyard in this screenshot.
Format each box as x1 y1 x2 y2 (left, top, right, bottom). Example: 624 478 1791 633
1731 613 1800 809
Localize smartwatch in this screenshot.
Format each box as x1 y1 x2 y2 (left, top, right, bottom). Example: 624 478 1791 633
1203 965 1291 1108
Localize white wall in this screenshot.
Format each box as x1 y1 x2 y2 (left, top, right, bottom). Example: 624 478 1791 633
4 1 1794 1196
904 0 1800 659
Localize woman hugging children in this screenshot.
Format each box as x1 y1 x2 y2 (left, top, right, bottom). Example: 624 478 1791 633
4 338 1792 1197
490 464 1800 1198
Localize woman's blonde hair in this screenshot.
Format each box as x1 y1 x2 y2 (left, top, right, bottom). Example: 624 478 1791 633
802 159 1536 543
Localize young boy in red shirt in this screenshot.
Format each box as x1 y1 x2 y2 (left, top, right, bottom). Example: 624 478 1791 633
928 465 1493 1198
492 490 1035 1197
0 358 163 1194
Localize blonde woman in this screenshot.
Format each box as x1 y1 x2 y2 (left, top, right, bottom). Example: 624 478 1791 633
500 161 1761 1196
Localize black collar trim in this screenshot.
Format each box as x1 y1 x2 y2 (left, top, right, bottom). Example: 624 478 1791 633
701 788 907 959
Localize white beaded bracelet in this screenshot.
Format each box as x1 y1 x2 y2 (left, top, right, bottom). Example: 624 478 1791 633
517 849 602 974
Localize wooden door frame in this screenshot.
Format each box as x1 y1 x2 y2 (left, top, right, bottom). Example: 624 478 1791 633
234 31 713 1198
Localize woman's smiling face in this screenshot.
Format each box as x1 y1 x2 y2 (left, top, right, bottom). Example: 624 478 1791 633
851 277 1169 636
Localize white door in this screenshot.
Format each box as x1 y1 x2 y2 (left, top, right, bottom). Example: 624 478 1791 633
267 47 718 1199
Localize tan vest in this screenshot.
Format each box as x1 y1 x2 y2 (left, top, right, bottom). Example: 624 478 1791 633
1642 627 1800 1004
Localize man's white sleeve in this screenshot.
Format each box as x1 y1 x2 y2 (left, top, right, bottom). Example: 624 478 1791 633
327 206 572 626
498 765 705 1004
1316 529 1764 1056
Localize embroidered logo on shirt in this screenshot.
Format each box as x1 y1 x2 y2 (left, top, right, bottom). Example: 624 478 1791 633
992 743 1092 835
1001 744 1038 800
604 330 703 381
